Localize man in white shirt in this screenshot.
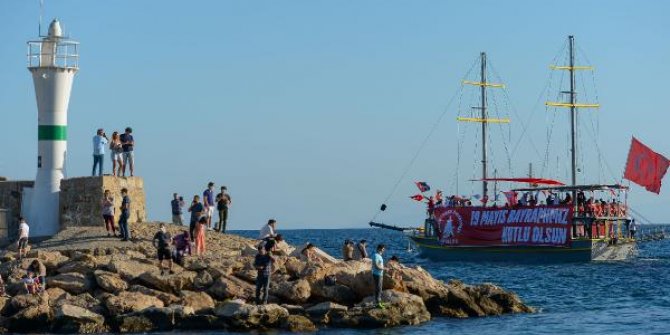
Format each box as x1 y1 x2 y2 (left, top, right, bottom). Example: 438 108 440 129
259 219 277 240
17 217 29 260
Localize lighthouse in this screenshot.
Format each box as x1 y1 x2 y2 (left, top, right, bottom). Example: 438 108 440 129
25 19 79 238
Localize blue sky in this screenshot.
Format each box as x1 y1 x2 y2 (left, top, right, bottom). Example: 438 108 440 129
1 1 669 229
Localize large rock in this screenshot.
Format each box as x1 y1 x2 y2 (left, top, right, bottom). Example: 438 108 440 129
335 290 431 328
128 285 180 305
105 291 164 315
94 270 128 293
46 287 71 306
137 270 197 293
206 275 254 301
48 272 93 295
115 306 194 332
180 290 215 314
273 278 311 304
58 293 105 316
282 314 317 332
193 270 214 290
305 301 348 324
57 255 97 275
108 258 156 280
177 314 227 330
52 304 106 333
215 300 289 330
310 281 357 305
7 305 53 333
31 250 70 271
0 297 10 316
9 293 49 313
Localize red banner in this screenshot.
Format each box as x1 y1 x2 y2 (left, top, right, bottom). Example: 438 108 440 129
432 205 573 247
623 137 670 194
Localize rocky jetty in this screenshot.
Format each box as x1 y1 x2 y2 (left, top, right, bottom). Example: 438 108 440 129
0 222 533 333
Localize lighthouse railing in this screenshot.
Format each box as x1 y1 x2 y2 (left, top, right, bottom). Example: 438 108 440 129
27 39 79 69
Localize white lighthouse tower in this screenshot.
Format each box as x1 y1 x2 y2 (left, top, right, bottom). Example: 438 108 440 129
24 19 79 238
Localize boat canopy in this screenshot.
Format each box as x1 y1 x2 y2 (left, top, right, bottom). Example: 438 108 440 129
511 184 629 192
473 177 565 186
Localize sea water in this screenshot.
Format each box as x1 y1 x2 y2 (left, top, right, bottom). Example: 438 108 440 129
163 227 670 335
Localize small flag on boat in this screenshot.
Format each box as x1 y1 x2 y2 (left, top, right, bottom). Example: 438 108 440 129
623 137 670 194
410 194 425 202
415 181 431 192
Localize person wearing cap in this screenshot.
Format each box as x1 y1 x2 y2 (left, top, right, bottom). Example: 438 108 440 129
215 186 232 233
92 128 108 176
120 127 135 177
259 219 277 240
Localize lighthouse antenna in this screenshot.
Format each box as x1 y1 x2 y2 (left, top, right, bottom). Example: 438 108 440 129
38 0 44 37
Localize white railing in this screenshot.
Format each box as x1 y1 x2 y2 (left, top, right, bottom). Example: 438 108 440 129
27 39 79 68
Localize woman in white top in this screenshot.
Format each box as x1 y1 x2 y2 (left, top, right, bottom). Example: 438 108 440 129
109 132 124 177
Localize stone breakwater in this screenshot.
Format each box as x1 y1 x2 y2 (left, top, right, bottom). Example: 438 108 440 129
0 222 533 333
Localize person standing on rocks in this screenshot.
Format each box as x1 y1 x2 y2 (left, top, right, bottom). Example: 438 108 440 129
259 219 277 240
92 128 108 176
120 127 135 177
16 217 29 260
194 216 207 257
355 240 368 259
215 186 232 233
110 131 124 177
102 189 116 237
188 195 204 242
171 193 185 225
372 244 386 308
119 188 132 241
254 244 275 305
342 240 354 261
153 223 174 275
203 182 215 230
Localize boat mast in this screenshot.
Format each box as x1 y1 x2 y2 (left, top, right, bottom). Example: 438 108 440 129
481 52 488 205
568 36 578 207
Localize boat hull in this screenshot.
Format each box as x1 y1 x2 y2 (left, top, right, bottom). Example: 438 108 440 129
410 236 636 262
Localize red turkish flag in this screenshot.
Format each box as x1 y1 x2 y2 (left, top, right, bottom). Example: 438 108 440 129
623 137 670 194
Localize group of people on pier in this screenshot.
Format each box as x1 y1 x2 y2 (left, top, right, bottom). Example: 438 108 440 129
91 127 136 177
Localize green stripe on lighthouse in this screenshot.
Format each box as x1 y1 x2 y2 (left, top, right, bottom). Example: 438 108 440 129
38 125 67 140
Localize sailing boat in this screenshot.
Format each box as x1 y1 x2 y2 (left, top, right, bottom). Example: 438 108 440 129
389 36 639 262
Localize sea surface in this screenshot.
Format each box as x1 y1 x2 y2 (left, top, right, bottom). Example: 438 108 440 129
179 227 669 335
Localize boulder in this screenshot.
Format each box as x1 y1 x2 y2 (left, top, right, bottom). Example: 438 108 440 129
115 306 194 332
273 278 311 304
215 300 289 330
310 281 357 305
58 293 105 316
31 250 70 271
182 257 209 271
193 270 214 290
48 272 93 295
7 305 53 333
206 275 254 301
180 290 215 314
137 270 197 293
177 314 227 330
282 314 317 332
335 291 430 328
105 291 164 315
46 287 71 306
57 256 97 275
52 304 106 333
94 270 128 293
128 285 180 305
8 292 49 315
305 301 348 324
0 297 10 316
107 259 156 280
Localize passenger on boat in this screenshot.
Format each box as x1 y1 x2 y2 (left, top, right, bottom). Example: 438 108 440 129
435 190 443 206
629 218 637 238
561 193 573 205
546 192 556 206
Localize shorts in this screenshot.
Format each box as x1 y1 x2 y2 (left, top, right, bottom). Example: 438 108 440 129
157 248 171 261
206 206 215 218
111 151 123 161
18 237 28 249
122 151 134 165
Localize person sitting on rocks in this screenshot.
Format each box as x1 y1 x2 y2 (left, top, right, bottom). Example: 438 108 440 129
300 243 320 264
22 271 40 295
28 260 47 292
153 223 174 275
172 230 191 265
342 240 354 261
372 244 386 308
259 219 277 241
272 234 292 256
355 239 368 260
254 244 275 305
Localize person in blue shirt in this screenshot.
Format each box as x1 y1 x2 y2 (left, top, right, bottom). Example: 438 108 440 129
92 128 108 176
372 244 386 308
